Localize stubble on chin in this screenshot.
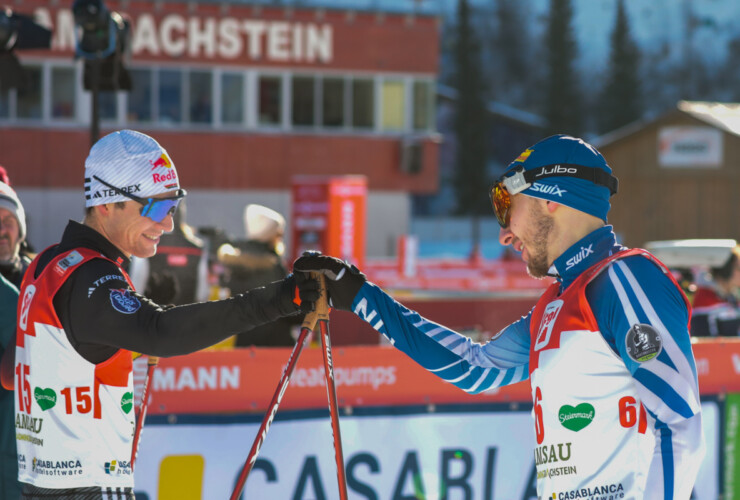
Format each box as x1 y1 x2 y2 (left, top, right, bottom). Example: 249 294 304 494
524 205 554 279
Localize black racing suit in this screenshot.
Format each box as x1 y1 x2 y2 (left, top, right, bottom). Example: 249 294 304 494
224 239 299 347
21 221 299 499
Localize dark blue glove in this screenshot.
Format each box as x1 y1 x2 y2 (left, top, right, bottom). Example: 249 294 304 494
282 272 320 315
292 252 366 311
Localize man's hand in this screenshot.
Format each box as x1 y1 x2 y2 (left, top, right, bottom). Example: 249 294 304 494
293 252 366 311
283 272 320 314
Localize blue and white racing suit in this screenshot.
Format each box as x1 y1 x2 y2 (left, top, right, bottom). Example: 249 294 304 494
349 225 704 499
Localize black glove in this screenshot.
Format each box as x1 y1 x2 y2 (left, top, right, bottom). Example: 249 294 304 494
145 271 179 305
280 272 320 315
292 252 366 311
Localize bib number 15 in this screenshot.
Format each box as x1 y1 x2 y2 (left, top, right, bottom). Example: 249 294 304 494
15 363 31 414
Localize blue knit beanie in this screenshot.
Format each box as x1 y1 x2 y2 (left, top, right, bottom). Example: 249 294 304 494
504 135 614 222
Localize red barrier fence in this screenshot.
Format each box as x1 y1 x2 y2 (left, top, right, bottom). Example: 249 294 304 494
135 338 740 415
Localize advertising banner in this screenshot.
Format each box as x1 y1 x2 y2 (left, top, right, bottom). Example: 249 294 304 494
133 347 532 416
658 126 723 168
133 341 740 415
291 176 367 268
726 393 740 500
132 402 720 500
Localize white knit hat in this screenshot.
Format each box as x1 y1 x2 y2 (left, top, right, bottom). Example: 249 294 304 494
84 130 180 207
0 181 26 240
245 204 285 242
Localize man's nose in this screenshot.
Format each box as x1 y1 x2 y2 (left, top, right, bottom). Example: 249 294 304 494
160 214 175 232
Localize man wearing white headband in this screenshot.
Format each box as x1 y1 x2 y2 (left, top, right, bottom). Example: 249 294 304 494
6 130 319 499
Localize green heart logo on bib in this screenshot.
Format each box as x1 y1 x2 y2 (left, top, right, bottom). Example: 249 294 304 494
559 403 595 432
121 392 134 414
34 387 57 411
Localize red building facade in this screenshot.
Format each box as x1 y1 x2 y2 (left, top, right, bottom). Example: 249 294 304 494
0 1 440 252
1 1 439 190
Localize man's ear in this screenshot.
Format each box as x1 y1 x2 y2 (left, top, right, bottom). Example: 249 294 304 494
94 204 112 217
545 200 561 214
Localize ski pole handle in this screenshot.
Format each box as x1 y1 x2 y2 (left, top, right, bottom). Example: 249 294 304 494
301 272 329 331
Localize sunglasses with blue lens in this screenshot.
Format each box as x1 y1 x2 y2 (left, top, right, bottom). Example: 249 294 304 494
93 176 187 223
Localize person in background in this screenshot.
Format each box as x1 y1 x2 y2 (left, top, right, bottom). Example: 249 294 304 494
691 245 740 336
0 173 29 498
128 200 209 305
0 273 20 499
3 129 318 499
0 182 32 288
218 204 297 346
296 135 705 499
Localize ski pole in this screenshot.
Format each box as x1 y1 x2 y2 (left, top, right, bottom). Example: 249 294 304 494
230 273 327 500
131 355 158 470
318 311 348 500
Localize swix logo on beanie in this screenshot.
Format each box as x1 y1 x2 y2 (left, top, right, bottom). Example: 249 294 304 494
530 183 566 197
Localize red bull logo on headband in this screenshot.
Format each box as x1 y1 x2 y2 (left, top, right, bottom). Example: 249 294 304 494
150 152 178 186
152 169 178 185
150 153 172 170
514 148 533 163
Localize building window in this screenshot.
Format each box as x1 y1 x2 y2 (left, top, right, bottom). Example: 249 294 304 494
51 67 75 120
221 72 244 125
322 77 344 127
128 68 152 123
292 76 315 126
352 79 374 129
189 71 212 124
258 75 282 126
159 69 182 124
413 80 433 131
0 59 434 135
16 66 42 120
381 80 405 131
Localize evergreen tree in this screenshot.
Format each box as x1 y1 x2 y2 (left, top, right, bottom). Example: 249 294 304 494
543 0 582 136
597 0 642 134
452 0 489 218
488 0 532 108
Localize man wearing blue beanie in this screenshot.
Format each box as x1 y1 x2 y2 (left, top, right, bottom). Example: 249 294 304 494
294 135 705 499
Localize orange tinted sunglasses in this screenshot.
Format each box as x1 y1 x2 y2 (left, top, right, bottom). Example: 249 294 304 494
489 164 619 228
